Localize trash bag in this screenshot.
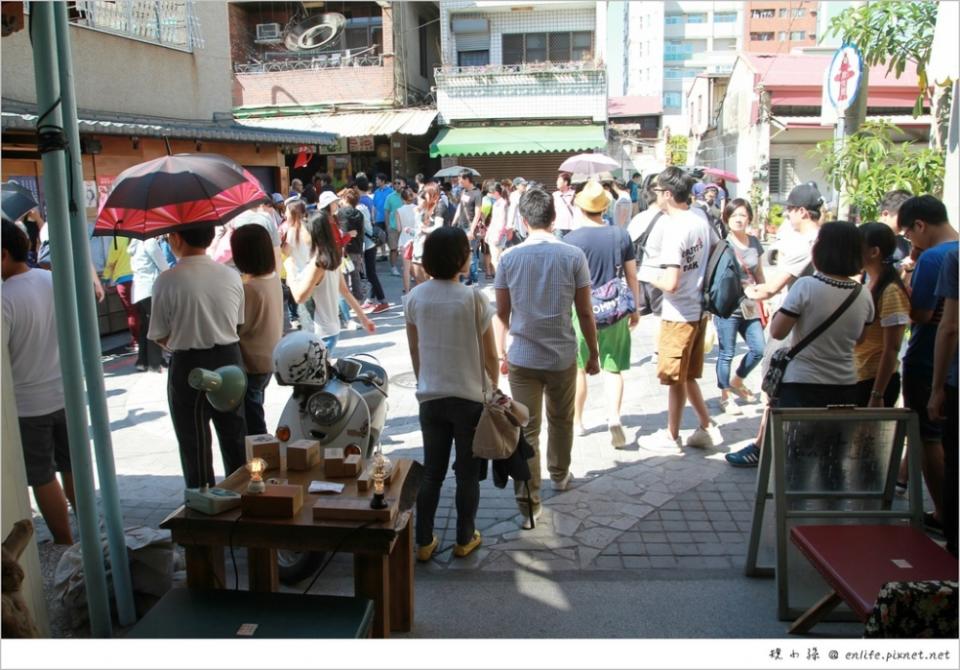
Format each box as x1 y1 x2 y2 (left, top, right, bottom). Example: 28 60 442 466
53 526 184 631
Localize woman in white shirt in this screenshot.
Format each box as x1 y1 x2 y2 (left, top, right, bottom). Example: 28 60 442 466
769 221 874 408
404 226 499 562
411 184 445 284
282 199 317 332
396 188 419 294
127 237 169 372
290 210 374 354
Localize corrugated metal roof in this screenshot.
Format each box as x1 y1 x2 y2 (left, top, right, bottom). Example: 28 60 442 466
235 108 438 138
0 100 337 145
608 96 662 118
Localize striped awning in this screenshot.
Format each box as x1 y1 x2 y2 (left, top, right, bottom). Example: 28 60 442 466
235 108 438 138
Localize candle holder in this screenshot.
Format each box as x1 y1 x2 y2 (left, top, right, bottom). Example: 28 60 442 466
369 451 391 510
246 457 267 494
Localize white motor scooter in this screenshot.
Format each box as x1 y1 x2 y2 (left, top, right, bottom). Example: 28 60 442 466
271 331 389 582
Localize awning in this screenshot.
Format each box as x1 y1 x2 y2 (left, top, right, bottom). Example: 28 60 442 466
430 124 606 158
234 108 438 138
0 99 337 145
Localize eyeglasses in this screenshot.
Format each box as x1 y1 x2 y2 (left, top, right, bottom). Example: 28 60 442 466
652 187 666 194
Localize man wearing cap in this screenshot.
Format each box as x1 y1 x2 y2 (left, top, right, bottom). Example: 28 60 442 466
552 172 576 238
725 181 824 467
495 188 599 527
641 167 719 452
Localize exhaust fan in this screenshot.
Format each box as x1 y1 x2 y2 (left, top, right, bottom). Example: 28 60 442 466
283 12 346 51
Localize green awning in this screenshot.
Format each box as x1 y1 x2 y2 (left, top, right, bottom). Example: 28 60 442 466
429 124 606 157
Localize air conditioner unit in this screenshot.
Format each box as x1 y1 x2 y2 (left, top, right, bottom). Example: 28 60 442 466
255 23 282 43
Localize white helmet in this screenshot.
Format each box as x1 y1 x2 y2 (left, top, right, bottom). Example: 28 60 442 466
273 331 329 386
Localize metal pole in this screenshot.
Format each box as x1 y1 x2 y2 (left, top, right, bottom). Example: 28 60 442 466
53 1 137 627
29 1 112 638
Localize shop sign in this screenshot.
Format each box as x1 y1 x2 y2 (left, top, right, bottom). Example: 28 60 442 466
348 136 375 153
315 138 348 155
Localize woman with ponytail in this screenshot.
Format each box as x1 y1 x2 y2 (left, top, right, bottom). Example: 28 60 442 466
854 222 911 407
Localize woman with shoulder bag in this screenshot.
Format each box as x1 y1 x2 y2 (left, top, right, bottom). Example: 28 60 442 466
404 227 500 562
765 221 875 408
713 199 767 415
564 181 640 448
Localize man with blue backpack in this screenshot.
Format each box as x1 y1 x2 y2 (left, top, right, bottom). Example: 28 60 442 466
640 167 720 452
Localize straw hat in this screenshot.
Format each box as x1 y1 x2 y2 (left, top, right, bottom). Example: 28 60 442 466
574 180 612 214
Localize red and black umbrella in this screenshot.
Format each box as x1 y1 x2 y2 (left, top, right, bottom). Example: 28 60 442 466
93 153 269 239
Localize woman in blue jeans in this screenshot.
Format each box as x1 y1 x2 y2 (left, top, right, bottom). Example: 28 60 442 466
714 199 766 414
404 227 499 561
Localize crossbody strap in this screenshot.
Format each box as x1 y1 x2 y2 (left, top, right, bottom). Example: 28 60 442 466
636 211 664 264
786 284 862 360
474 291 489 399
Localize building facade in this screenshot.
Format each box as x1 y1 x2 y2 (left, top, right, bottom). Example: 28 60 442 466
229 1 441 183
430 0 607 186
743 1 819 53
623 1 742 134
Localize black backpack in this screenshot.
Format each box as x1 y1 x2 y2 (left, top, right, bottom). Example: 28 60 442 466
701 239 745 318
634 211 664 317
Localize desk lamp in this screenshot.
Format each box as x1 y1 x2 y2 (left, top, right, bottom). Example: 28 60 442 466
369 450 391 510
183 365 247 515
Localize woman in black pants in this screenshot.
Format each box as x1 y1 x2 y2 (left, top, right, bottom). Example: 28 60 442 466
362 202 389 313
404 228 499 561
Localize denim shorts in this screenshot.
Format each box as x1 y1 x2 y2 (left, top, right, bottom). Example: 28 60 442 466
902 369 942 441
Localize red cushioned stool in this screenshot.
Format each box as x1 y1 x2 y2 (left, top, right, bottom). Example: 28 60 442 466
788 525 958 635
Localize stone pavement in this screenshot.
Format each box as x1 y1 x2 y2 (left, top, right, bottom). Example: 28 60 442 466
32 261 866 637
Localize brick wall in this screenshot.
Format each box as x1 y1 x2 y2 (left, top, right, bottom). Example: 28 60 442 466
234 67 394 108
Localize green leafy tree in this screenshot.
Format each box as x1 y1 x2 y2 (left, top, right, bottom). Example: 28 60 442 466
667 135 688 166
813 120 944 221
827 0 939 117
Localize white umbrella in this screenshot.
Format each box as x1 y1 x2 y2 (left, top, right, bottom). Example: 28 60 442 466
433 165 479 178
558 153 619 176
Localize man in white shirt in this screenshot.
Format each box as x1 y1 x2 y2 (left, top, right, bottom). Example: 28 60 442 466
495 188 600 527
149 225 247 489
551 172 576 238
2 220 75 544
643 168 718 452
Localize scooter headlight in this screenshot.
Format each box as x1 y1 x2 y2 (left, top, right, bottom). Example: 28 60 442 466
307 392 342 425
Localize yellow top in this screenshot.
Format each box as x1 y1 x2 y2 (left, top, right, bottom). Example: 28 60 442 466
102 237 132 282
854 282 910 382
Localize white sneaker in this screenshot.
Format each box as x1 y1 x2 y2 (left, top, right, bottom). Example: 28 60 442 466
686 427 714 449
391 267 400 276
552 471 573 491
640 428 682 453
344 319 360 331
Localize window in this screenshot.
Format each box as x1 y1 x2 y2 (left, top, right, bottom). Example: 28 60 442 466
502 31 593 64
343 16 384 55
715 12 737 23
663 91 682 110
779 8 788 18
458 50 489 66
665 14 683 25
664 67 700 79
750 32 775 41
750 9 775 19
714 38 737 51
808 33 817 40
793 8 806 17
791 31 806 40
664 40 693 61
778 31 787 41
770 158 799 198
686 13 707 24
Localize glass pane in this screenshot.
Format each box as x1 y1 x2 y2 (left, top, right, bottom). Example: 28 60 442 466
549 33 570 62
572 31 592 48
502 34 523 65
525 33 546 49
458 50 490 67
345 27 368 51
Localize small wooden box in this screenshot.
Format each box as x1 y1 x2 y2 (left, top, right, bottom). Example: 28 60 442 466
246 434 281 470
312 497 396 523
323 447 345 464
241 484 303 518
325 454 362 479
286 440 320 471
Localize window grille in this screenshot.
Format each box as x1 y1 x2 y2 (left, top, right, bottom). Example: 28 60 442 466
71 0 204 50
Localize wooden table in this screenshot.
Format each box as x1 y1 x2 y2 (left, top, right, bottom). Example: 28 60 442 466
788 524 958 635
160 458 415 638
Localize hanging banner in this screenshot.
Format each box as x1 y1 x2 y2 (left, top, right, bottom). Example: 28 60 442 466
348 136 375 152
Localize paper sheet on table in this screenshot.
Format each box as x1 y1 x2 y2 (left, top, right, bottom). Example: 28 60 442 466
309 480 345 494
